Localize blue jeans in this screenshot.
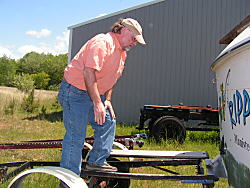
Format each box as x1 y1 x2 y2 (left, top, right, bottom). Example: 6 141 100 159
58 80 116 175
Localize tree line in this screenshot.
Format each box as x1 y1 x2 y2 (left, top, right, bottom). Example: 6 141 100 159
0 52 68 91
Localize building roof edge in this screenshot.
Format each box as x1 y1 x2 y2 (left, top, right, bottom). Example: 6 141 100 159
67 0 165 30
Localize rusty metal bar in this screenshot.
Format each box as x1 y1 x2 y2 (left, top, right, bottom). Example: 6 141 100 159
0 134 145 150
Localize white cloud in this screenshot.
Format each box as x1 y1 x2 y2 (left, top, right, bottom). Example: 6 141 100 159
0 46 17 59
3 30 69 59
56 31 69 42
18 45 47 54
18 30 69 57
54 31 69 53
54 41 67 52
26 29 51 38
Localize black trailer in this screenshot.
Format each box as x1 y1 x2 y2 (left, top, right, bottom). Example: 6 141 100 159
0 150 218 188
138 104 219 143
0 134 219 187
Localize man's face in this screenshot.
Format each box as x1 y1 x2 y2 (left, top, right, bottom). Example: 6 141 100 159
119 27 138 51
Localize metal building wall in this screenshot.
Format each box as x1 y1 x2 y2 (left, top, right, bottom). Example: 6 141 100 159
68 0 250 124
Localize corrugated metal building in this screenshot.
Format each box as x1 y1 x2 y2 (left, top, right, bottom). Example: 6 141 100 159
67 0 250 124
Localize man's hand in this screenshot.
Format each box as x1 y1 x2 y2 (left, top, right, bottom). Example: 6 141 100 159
94 101 106 125
104 100 116 119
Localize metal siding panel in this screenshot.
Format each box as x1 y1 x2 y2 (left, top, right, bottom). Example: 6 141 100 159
170 0 180 104
205 0 216 105
197 0 205 105
178 0 186 104
183 0 194 104
200 0 210 105
151 3 162 104
161 1 172 104
158 2 168 103
153 4 162 103
188 0 201 105
143 5 153 104
183 0 193 105
165 0 176 104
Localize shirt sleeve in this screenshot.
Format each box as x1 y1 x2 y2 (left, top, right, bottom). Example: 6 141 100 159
84 36 108 71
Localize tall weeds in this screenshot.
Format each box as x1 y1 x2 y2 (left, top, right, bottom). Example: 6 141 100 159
0 86 58 115
3 98 16 115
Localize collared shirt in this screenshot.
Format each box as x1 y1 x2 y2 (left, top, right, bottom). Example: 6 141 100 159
64 32 127 95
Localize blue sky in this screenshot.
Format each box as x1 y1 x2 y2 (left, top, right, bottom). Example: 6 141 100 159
0 0 153 59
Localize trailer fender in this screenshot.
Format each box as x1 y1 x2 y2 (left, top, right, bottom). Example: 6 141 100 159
112 141 138 161
83 141 129 161
7 166 87 188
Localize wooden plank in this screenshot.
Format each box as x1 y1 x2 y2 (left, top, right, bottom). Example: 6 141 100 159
110 150 209 159
220 15 250 44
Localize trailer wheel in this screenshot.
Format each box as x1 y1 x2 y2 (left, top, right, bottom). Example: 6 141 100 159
148 119 156 137
152 116 186 144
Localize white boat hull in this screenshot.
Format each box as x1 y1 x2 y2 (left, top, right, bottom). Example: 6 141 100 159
212 27 250 187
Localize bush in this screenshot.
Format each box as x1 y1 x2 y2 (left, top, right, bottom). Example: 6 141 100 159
21 89 38 113
4 98 16 115
31 71 50 90
51 97 61 110
13 73 34 93
48 84 59 91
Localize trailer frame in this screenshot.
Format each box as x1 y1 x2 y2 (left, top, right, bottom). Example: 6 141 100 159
0 134 219 187
0 151 218 188
138 104 219 143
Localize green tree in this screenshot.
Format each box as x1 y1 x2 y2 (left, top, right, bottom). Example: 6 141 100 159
13 73 34 93
31 71 51 89
21 88 38 113
13 73 37 113
43 54 67 89
17 52 46 74
17 52 67 90
0 56 17 86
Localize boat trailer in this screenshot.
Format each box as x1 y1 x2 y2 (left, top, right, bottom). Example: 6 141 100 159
0 134 218 187
138 104 219 144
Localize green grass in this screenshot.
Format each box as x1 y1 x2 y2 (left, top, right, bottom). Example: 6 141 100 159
0 87 231 187
0 115 230 188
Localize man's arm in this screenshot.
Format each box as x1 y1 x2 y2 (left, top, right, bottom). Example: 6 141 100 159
104 88 116 119
83 67 106 125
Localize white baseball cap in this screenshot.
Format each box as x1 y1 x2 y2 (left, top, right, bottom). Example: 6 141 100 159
121 18 146 45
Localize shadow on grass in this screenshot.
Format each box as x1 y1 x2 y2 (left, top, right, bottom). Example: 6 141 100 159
24 111 63 122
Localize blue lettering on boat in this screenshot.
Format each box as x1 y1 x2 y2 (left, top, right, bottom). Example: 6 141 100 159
228 89 250 128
